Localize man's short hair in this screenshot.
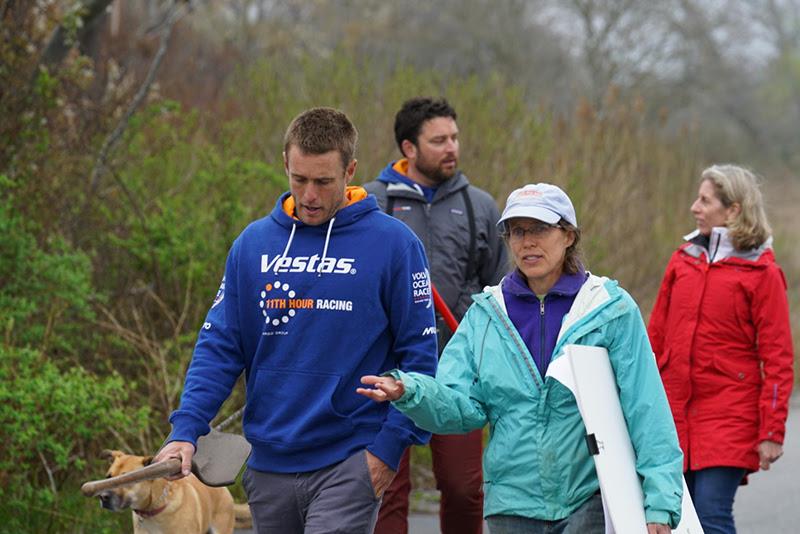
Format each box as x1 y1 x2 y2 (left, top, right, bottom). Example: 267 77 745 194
284 107 358 169
394 97 457 157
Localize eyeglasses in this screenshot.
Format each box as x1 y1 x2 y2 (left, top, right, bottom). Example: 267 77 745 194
507 223 560 241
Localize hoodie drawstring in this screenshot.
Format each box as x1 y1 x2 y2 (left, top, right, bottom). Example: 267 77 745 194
275 218 335 277
319 217 335 277
282 222 297 257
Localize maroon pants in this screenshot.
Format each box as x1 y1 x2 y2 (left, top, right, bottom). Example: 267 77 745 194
375 430 484 534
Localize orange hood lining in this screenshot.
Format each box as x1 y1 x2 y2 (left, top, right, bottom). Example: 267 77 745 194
282 186 369 220
392 158 409 176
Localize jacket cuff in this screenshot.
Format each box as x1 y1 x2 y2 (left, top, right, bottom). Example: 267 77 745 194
759 426 785 444
645 509 674 528
167 411 210 447
383 369 418 406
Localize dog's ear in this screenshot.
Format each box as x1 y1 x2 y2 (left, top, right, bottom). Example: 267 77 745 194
100 449 123 462
142 456 154 466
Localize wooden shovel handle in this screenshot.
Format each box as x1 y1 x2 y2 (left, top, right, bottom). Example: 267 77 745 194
81 458 182 497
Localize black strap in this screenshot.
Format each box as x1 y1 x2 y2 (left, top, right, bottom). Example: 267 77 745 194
585 433 600 455
460 187 477 285
385 194 395 215
384 182 477 290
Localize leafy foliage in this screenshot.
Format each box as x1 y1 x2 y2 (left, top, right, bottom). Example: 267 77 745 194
0 347 136 534
0 185 140 532
1 1 798 529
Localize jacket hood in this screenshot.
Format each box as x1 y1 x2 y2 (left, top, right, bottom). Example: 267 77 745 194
377 160 469 200
271 186 375 230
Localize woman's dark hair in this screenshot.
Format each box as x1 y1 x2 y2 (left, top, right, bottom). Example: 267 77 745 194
560 221 584 274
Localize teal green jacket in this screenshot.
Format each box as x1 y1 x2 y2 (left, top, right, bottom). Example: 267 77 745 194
392 274 683 526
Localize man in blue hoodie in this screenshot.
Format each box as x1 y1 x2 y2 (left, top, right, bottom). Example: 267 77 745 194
154 108 438 533
364 98 506 534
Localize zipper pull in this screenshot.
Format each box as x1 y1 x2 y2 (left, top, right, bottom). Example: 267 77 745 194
540 298 545 316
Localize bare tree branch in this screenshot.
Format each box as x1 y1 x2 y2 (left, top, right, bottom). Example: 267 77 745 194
82 0 186 219
107 425 136 454
37 450 58 495
0 0 13 20
214 406 245 431
35 0 115 79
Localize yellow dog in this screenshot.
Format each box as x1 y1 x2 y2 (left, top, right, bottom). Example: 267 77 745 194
98 450 237 534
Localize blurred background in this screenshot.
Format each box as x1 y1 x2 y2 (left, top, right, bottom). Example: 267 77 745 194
2 1 799 531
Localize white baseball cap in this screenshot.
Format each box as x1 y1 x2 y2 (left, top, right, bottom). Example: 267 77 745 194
497 183 577 227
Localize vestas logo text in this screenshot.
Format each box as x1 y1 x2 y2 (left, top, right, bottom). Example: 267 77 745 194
261 254 356 275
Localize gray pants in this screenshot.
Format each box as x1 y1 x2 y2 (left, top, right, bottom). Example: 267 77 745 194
486 492 605 534
242 450 382 534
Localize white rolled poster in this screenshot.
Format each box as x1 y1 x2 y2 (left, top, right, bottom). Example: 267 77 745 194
546 344 703 534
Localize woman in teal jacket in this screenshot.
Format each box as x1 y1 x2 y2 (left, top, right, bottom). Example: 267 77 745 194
358 183 683 533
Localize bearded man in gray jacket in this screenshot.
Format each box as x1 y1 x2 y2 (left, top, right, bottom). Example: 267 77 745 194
363 97 506 534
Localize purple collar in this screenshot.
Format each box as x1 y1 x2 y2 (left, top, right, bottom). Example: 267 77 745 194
503 269 586 299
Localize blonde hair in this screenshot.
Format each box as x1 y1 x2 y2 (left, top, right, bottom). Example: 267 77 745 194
701 164 771 250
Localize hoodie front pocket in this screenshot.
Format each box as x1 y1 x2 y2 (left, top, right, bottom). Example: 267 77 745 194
244 367 354 447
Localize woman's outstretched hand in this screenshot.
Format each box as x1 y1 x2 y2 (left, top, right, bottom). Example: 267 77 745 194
357 375 405 402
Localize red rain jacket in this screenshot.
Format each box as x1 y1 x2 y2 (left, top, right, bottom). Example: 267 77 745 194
648 234 794 473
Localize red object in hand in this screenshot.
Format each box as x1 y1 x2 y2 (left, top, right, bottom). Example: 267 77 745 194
431 283 459 333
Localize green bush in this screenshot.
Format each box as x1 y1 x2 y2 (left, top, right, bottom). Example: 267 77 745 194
0 346 142 533
0 179 147 532
0 177 97 356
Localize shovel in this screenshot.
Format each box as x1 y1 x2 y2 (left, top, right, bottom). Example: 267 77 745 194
80 429 251 497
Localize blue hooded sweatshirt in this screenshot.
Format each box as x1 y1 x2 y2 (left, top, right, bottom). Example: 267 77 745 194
168 187 438 473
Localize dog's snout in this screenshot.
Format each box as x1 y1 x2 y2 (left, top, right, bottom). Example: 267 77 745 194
98 491 112 508
98 490 122 511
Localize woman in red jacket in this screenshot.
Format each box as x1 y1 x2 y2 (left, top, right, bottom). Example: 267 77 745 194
648 164 794 534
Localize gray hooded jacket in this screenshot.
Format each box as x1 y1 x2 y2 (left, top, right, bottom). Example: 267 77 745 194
364 166 507 351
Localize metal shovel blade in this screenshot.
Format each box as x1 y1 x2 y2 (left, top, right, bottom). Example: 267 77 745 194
190 428 251 487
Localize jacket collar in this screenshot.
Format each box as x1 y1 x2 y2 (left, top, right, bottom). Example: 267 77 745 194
479 273 625 346
378 160 469 202
682 227 773 263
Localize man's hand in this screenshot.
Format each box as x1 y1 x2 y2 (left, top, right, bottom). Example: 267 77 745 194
758 439 783 470
647 523 671 533
364 450 395 498
152 441 195 480
356 375 405 402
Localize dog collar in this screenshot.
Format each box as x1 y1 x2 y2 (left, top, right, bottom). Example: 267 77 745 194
134 504 168 518
134 481 170 518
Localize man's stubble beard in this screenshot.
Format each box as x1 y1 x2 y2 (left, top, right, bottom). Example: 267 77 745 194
416 157 457 185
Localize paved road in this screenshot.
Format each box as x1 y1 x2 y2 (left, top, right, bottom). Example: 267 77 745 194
237 394 800 533
732 392 800 534
410 394 800 533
